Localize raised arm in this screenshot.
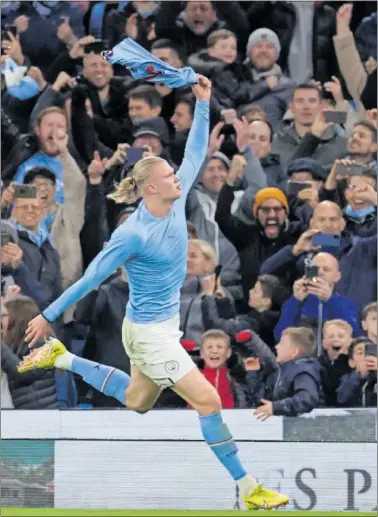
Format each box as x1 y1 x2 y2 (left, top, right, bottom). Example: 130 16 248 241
177 75 211 195
25 225 144 347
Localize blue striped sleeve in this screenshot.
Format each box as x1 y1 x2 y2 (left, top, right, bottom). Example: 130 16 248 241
43 226 143 323
177 99 209 195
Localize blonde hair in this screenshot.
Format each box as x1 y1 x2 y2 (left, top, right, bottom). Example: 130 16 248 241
201 329 230 347
107 156 164 204
189 239 217 264
282 327 316 357
323 319 353 336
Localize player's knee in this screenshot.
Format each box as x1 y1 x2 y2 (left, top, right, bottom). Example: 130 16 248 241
125 392 152 415
195 386 222 415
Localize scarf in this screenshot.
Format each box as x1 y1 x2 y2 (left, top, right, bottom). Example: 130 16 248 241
251 63 282 82
344 205 376 222
12 221 52 248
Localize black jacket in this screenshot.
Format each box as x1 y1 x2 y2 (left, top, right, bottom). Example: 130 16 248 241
15 230 62 305
239 331 322 415
215 183 304 299
318 351 351 407
202 294 280 351
74 276 130 407
1 342 59 409
247 1 338 83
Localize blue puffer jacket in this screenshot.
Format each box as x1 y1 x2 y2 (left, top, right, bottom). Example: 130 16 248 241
355 12 377 62
274 293 362 341
246 357 322 417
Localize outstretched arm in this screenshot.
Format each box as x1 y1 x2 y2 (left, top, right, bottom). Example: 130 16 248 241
177 75 211 195
42 226 143 323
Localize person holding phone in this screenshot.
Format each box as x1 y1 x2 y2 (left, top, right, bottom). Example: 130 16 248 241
274 252 362 342
337 338 377 407
321 158 377 238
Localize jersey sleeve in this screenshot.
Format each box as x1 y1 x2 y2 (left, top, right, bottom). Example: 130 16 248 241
176 99 210 195
42 225 144 323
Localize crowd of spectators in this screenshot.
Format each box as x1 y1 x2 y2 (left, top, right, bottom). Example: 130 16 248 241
1 1 377 416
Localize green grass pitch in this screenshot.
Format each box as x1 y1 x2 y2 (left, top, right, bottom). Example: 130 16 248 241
2 509 376 517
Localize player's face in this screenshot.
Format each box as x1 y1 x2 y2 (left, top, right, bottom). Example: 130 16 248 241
200 337 231 369
147 161 182 201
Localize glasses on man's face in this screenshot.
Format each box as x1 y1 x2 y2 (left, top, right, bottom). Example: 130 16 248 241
259 206 285 214
15 204 41 213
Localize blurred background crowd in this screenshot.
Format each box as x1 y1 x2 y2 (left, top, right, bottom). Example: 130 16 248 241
1 0 377 416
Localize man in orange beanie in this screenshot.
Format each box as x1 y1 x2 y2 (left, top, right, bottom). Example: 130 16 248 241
216 184 304 302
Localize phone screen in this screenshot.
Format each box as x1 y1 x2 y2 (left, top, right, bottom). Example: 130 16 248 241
13 184 37 199
365 343 378 357
324 111 347 125
126 148 145 168
334 163 366 177
287 181 313 196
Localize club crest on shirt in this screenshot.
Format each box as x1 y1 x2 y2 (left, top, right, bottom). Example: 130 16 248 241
165 360 179 375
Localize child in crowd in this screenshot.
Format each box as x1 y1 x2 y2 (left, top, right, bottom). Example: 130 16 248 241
337 338 377 407
201 274 289 350
188 29 238 77
361 302 377 344
194 329 253 409
240 327 322 418
319 319 353 407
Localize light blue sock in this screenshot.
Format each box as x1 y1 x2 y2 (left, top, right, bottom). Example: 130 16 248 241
199 412 247 481
71 357 130 405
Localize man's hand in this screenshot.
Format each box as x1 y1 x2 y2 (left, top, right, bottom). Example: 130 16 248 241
53 129 69 156
1 183 15 207
233 116 250 153
52 71 76 92
297 186 319 209
292 229 321 256
226 155 247 186
88 151 108 185
125 12 139 40
192 75 211 102
254 399 273 421
25 314 53 348
27 66 47 90
323 76 344 104
364 57 377 76
221 109 237 125
69 35 96 60
244 357 261 371
1 31 24 65
366 108 378 125
207 121 225 157
365 355 377 371
311 109 333 138
106 144 130 170
293 277 309 302
214 276 225 299
353 183 377 206
336 3 353 36
4 284 21 301
1 243 23 269
266 75 279 89
57 17 77 47
306 277 333 302
14 15 30 34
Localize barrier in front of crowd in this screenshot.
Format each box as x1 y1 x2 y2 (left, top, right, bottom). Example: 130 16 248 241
1 408 376 512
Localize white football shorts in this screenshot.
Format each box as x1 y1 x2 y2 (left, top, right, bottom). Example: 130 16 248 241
121 314 196 389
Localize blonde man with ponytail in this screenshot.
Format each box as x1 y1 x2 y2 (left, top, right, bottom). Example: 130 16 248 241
20 74 288 511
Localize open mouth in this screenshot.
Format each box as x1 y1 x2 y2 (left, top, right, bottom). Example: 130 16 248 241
331 343 342 352
264 220 279 236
